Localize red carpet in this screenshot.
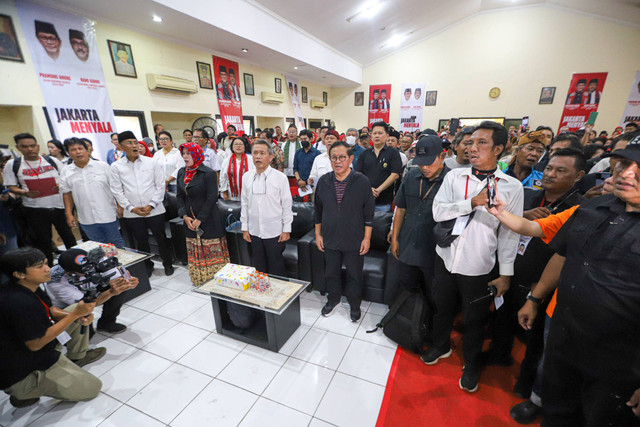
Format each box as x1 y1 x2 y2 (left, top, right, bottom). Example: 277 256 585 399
376 331 541 427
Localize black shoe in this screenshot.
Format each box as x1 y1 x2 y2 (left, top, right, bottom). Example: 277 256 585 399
9 395 40 408
164 264 174 276
72 347 106 367
459 365 479 393
350 306 361 322
97 322 127 334
321 301 338 317
420 347 452 365
510 400 542 424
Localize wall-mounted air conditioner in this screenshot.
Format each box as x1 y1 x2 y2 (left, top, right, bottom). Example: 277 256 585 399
146 74 198 94
310 100 326 109
261 92 284 103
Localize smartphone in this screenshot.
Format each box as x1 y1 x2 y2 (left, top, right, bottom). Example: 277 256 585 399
595 172 611 186
196 227 205 237
521 116 529 132
586 111 599 126
487 175 497 208
450 118 460 134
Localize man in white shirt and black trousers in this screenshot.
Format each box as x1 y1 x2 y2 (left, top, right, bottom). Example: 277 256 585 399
422 121 523 393
109 131 174 276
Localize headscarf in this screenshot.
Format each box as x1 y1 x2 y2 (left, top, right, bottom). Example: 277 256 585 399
180 143 204 185
138 140 152 157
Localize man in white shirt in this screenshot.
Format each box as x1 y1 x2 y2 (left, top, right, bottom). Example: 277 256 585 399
3 133 77 265
444 127 473 170
422 121 523 394
308 130 339 190
241 140 293 276
109 131 174 276
282 124 301 177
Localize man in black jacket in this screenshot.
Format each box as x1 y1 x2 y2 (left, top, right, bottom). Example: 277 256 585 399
315 141 375 322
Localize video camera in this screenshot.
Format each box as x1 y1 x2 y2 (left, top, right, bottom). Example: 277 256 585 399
58 247 123 303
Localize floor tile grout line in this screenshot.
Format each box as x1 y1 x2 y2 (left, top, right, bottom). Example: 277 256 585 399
166 377 215 426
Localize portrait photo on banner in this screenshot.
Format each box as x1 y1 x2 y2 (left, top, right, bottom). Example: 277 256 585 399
196 61 213 89
0 14 23 62
539 86 556 104
355 91 364 106
107 39 136 78
243 73 254 96
425 90 437 106
301 86 308 103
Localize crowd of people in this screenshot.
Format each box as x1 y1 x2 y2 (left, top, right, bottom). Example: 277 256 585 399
0 117 639 426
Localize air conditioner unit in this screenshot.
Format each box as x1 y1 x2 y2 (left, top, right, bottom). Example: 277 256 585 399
310 100 326 109
261 92 284 104
146 74 198 94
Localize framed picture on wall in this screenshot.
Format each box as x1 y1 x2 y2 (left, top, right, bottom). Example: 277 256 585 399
196 61 213 89
107 40 137 78
301 86 308 103
244 73 254 96
354 92 364 106
425 91 437 106
323 91 328 106
275 77 282 93
539 86 556 104
0 14 24 62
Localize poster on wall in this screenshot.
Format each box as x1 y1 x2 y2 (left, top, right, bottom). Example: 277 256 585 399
558 72 608 132
16 1 117 161
368 84 391 127
285 75 306 130
620 71 640 126
398 82 425 133
212 55 245 134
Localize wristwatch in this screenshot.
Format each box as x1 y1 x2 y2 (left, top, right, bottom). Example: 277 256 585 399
526 291 543 305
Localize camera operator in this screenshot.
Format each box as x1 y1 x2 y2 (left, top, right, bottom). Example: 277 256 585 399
0 248 104 408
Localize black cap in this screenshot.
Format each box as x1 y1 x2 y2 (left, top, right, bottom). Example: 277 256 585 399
413 135 443 166
610 133 640 163
420 128 438 137
69 29 85 41
58 249 87 273
35 20 59 38
359 132 370 139
118 130 136 143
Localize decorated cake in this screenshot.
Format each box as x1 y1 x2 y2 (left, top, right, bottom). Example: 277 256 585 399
213 263 271 292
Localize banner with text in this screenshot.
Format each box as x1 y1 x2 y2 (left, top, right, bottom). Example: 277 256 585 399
368 84 391 127
213 55 245 135
398 82 425 133
17 1 116 161
620 71 640 127
285 75 306 130
559 72 608 132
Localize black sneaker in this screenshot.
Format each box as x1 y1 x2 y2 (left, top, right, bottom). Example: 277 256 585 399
510 400 542 424
73 347 107 367
350 306 361 322
9 395 40 408
164 264 175 276
97 322 127 334
321 302 338 317
420 347 452 365
459 365 479 393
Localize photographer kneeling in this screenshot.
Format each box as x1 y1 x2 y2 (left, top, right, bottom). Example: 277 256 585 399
0 248 104 408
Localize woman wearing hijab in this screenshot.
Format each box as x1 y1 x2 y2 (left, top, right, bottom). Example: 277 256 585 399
137 140 153 158
176 143 229 285
219 137 254 201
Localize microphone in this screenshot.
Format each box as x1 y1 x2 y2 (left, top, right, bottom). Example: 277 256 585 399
86 247 106 264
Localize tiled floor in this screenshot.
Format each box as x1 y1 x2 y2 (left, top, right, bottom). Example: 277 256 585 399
0 264 395 427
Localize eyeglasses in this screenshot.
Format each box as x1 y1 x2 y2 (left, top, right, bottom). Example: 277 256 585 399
122 141 138 146
330 155 348 163
37 35 59 42
192 136 203 140
158 138 171 142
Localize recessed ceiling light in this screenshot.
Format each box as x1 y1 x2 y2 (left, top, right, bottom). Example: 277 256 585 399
346 1 383 22
241 48 248 52
383 34 406 48
152 15 162 23
294 66 298 70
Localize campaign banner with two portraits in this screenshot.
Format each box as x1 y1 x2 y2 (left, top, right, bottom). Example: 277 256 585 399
212 55 245 135
285 75 306 130
17 1 117 161
368 84 391 127
398 82 425 133
559 72 608 132
620 71 640 127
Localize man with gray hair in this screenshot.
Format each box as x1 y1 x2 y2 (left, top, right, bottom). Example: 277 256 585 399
346 128 365 163
444 127 474 170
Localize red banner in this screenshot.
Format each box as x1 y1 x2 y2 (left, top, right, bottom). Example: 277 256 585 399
213 56 245 135
559 72 608 133
368 84 391 127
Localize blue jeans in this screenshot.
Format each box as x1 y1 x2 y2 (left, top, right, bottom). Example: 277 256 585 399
374 204 392 212
80 220 125 249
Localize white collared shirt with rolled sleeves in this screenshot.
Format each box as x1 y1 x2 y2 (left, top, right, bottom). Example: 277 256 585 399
240 166 293 239
432 167 523 277
109 155 166 219
308 153 332 189
153 147 185 181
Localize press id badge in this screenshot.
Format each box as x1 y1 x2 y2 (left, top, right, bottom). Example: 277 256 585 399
452 215 470 236
56 331 72 345
517 236 533 255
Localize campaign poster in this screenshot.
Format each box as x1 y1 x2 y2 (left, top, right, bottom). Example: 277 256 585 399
285 75 306 130
212 55 245 134
559 72 608 132
399 82 425 133
17 1 116 161
620 71 640 127
368 84 391 127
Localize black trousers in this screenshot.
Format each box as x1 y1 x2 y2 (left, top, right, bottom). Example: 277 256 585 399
324 248 364 307
396 261 434 304
431 256 497 368
96 292 126 327
250 236 287 276
24 207 77 266
126 214 172 266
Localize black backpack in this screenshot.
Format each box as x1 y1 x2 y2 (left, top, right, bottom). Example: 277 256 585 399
367 289 430 353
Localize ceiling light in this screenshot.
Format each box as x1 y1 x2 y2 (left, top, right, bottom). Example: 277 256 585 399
152 15 162 23
346 1 383 22
383 34 406 48
241 48 248 52
294 66 298 70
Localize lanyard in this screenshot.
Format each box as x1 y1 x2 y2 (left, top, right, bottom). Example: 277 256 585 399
36 294 54 324
540 195 546 207
464 176 470 200
419 179 437 201
24 157 43 178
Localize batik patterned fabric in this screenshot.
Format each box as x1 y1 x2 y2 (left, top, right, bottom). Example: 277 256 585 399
186 235 230 285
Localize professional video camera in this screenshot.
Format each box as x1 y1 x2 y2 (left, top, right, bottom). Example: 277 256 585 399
58 247 124 303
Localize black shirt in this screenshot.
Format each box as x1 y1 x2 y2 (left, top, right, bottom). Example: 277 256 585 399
355 145 403 205
0 283 60 389
547 194 640 383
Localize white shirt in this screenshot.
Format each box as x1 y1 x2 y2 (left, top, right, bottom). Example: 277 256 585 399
308 153 332 189
203 147 221 172
219 154 255 201
115 60 135 76
109 155 166 218
589 157 610 174
282 140 299 177
153 147 185 181
59 159 117 225
432 167 523 276
399 151 408 167
314 140 327 153
241 166 293 239
444 156 472 170
3 156 65 209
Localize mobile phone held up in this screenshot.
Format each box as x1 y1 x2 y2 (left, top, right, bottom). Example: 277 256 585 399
521 116 529 133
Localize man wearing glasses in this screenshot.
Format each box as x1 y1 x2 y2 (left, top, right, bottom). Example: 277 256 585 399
314 141 374 322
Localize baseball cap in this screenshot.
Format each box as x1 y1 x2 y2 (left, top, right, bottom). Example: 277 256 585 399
610 133 640 163
412 135 443 166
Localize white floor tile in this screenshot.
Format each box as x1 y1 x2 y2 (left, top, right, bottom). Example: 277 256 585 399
300 290 325 303
143 323 209 362
128 364 211 424
340 297 371 313
354 312 398 350
337 339 396 386
239 397 311 427
300 298 323 326
171 379 257 427
312 308 361 337
84 338 138 378
128 287 182 312
315 373 385 427
100 349 172 402
114 305 149 326
114 313 178 348
218 345 287 394
0 396 57 427
153 293 208 322
263 358 334 416
309 418 337 427
291 328 351 370
98 404 164 427
278 325 310 356
181 302 217 332
29 393 122 427
367 302 389 316
154 271 195 293
178 333 246 378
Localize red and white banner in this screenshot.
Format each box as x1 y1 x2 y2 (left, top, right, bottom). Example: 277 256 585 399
559 72 608 132
620 71 640 127
285 75 305 130
213 55 245 135
17 1 116 161
368 84 391 127
398 82 425 133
